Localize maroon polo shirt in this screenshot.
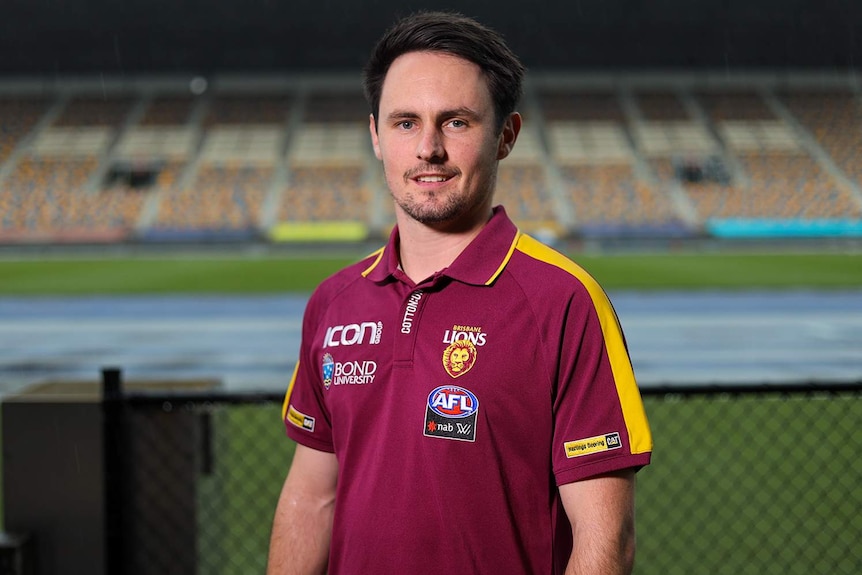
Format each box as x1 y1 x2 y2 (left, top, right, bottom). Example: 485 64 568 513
283 206 652 575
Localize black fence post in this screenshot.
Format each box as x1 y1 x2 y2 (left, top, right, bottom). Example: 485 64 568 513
101 367 126 575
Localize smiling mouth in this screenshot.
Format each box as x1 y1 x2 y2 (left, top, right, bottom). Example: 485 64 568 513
414 175 451 183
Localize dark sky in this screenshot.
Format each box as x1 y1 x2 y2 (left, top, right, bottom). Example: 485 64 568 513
1 0 859 74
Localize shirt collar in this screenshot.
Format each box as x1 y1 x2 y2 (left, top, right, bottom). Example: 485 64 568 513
362 205 520 287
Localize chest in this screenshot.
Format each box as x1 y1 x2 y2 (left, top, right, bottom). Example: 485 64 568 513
312 283 555 442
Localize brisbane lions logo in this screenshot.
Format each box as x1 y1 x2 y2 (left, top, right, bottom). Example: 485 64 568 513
442 339 477 378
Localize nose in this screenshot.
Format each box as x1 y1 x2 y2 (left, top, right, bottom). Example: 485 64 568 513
416 126 445 162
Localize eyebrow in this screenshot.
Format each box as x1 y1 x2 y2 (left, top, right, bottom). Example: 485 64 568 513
385 107 484 122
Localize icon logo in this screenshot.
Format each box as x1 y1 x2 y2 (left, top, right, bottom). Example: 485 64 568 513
442 339 477 378
323 321 383 348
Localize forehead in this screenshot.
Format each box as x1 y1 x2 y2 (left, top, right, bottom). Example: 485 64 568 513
379 51 493 113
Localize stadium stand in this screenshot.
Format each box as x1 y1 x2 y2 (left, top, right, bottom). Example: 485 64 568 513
493 118 562 235
0 92 149 242
540 89 689 237
138 95 196 126
271 90 375 241
691 89 862 230
154 165 271 233
0 75 860 244
635 91 691 121
203 94 291 126
0 98 48 164
779 90 862 195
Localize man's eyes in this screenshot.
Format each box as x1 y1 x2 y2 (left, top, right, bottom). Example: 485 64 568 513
395 119 467 130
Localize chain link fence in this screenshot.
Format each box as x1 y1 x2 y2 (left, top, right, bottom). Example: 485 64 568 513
9 382 861 574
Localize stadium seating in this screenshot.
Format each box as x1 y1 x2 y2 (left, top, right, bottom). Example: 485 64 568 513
154 165 271 232
560 163 679 228
635 91 690 121
780 91 862 200
204 94 291 125
274 91 375 237
0 157 144 239
0 78 859 244
139 95 196 126
0 98 47 164
693 90 861 221
54 96 134 127
279 165 368 222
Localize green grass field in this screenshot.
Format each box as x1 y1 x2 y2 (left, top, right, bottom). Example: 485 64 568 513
1 252 861 294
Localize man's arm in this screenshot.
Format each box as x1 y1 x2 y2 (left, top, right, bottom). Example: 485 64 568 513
559 468 637 575
267 444 339 575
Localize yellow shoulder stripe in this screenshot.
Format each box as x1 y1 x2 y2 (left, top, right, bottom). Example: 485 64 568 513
515 234 653 455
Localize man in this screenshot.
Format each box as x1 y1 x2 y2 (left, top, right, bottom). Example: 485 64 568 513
268 11 652 575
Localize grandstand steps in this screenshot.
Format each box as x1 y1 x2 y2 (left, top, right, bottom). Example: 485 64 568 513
681 91 751 189
762 89 862 213
260 169 287 230
622 89 701 228
173 97 210 189
260 89 307 230
85 94 151 194
521 86 575 231
135 94 210 231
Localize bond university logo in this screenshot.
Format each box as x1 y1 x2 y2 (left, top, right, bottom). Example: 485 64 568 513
564 432 622 459
321 353 377 389
322 353 334 390
424 385 479 442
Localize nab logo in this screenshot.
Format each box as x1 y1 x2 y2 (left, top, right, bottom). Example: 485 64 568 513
323 321 383 348
425 385 480 442
427 385 479 418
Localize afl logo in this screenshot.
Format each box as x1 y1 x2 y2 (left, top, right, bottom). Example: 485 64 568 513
427 385 479 418
322 353 334 390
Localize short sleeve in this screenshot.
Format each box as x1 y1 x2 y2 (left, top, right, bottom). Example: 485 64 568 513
551 285 652 485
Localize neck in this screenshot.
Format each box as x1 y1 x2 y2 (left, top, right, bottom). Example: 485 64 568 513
395 207 492 283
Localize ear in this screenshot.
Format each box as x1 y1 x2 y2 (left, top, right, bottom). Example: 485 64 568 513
496 112 522 160
369 113 382 160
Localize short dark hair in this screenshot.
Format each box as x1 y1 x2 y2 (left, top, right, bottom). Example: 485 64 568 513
363 11 526 132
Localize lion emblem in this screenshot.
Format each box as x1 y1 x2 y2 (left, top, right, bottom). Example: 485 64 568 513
442 339 477 378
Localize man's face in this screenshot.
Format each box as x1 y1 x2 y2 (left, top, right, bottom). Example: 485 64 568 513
370 51 520 228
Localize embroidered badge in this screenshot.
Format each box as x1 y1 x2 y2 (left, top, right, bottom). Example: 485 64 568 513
442 339 477 378
564 432 622 458
286 405 315 432
322 353 334 390
424 385 479 442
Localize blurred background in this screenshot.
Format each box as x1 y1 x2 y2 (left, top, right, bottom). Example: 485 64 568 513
0 0 860 248
0 1 860 574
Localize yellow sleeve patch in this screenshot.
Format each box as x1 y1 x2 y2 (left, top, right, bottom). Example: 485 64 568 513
565 432 622 458
286 405 316 432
